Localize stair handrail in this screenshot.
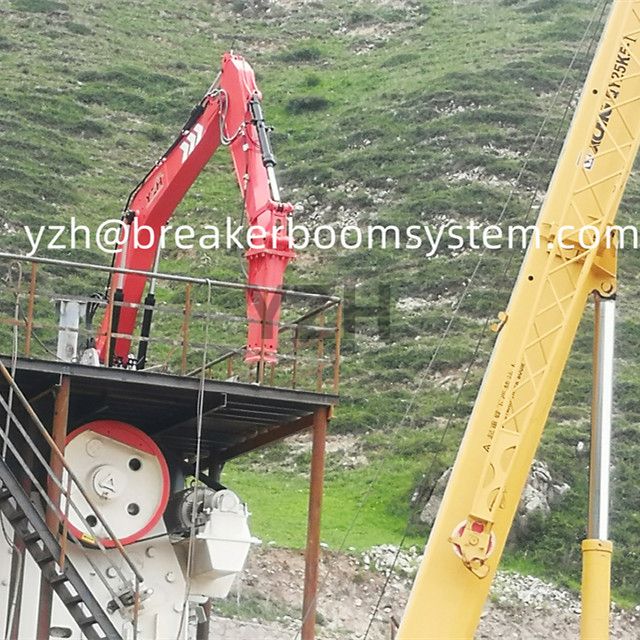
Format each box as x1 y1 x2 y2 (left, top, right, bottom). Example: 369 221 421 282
0 359 144 587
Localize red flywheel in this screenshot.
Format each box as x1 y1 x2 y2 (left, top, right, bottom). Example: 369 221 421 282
63 420 170 547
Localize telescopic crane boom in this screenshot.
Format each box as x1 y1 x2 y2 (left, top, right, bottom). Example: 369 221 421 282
96 52 294 368
399 2 640 638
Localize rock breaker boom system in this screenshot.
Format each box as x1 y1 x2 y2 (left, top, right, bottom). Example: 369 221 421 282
399 2 640 639
96 51 294 367
0 52 296 640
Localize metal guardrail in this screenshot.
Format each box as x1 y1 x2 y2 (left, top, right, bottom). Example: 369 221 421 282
0 253 342 393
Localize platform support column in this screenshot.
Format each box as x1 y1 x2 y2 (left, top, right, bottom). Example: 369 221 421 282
36 376 70 640
196 598 211 640
301 406 329 640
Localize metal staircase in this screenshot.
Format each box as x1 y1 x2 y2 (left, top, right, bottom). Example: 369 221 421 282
0 459 121 640
0 358 143 640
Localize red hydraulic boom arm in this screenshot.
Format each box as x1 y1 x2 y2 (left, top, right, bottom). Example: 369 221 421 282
96 52 294 367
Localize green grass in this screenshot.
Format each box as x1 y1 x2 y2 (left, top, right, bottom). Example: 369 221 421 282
223 461 425 551
1 0 640 605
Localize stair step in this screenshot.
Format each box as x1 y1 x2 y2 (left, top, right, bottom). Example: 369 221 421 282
78 616 97 627
61 593 84 606
32 550 54 565
5 508 26 523
22 530 42 544
49 573 69 586
0 487 11 501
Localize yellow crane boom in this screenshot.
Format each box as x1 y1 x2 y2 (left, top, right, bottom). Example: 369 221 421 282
398 2 640 637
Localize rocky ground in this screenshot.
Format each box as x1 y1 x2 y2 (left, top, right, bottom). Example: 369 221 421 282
209 545 640 639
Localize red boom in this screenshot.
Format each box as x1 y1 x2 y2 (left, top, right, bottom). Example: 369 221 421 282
96 52 295 367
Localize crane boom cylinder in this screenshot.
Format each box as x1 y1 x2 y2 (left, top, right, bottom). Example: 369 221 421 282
249 96 277 168
588 295 615 541
248 96 282 202
136 248 161 369
581 539 613 640
580 294 615 640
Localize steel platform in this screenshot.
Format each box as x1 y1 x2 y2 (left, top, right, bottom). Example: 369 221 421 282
0 357 337 462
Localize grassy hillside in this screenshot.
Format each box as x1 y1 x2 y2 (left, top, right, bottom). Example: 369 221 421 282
1 0 639 603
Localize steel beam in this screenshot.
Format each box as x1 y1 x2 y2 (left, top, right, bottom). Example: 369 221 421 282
220 413 315 461
5 357 336 407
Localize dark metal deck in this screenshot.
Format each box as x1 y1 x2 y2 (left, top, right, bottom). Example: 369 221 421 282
0 357 337 461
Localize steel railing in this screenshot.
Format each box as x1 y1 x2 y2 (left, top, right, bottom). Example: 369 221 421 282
0 252 342 394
